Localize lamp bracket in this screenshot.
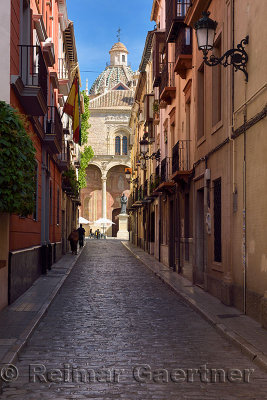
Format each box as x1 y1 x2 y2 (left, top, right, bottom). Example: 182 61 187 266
203 36 249 81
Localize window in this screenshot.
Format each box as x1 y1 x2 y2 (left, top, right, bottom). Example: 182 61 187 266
115 136 121 155
197 63 204 140
177 0 191 17
122 136 128 155
212 35 222 126
185 27 191 46
122 55 125 62
214 178 222 262
115 85 126 90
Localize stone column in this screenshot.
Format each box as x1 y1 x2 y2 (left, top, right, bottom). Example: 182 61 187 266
101 176 107 219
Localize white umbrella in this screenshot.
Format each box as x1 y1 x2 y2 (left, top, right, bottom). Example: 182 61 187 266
79 217 92 224
94 218 115 234
94 218 115 226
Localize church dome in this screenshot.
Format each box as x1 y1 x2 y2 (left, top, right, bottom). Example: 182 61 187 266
89 41 136 95
109 42 129 54
89 65 135 95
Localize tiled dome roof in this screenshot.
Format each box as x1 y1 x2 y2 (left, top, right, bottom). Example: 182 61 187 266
89 65 135 95
109 42 129 54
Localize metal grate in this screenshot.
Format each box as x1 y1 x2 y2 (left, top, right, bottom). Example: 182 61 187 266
214 178 222 262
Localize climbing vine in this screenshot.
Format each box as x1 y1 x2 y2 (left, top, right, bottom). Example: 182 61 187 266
0 101 36 215
78 145 94 189
78 91 94 189
81 90 90 145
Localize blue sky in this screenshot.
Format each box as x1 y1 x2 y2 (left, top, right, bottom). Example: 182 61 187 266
66 0 155 91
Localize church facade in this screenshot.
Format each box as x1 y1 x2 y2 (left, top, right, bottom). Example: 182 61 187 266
80 42 138 236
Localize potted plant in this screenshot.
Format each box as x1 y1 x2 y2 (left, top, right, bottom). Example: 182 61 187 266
153 101 160 125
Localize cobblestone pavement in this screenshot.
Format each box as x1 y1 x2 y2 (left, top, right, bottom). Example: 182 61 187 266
1 241 267 399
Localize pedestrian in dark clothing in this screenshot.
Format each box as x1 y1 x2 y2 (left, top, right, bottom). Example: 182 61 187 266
68 229 79 255
77 224 85 248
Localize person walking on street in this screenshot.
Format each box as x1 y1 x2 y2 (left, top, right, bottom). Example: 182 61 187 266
68 229 79 255
77 224 86 248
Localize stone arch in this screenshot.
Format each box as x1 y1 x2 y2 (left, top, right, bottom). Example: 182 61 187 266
105 164 130 235
80 164 102 225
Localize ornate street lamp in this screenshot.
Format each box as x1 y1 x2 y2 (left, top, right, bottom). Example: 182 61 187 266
125 168 131 182
194 11 249 81
140 136 149 156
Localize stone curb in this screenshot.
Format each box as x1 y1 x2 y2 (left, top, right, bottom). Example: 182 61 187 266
0 247 85 372
122 242 267 374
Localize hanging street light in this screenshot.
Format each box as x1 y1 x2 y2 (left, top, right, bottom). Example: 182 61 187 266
125 168 132 182
194 11 249 81
140 136 149 156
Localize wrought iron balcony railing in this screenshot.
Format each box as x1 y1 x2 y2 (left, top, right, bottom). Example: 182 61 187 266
58 58 69 80
11 45 48 115
152 30 166 87
44 106 63 153
160 157 172 182
172 140 191 173
138 185 144 201
159 62 175 97
150 173 161 193
166 0 191 42
144 180 148 198
175 27 192 60
19 45 47 98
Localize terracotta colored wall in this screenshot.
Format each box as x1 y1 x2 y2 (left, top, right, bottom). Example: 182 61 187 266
9 0 63 251
10 0 20 76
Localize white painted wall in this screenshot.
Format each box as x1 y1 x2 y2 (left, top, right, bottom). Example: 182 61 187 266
0 0 11 102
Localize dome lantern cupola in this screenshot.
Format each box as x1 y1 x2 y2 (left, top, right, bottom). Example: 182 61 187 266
109 42 128 66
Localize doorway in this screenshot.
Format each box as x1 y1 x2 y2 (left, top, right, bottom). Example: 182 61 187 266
169 199 175 270
195 189 204 284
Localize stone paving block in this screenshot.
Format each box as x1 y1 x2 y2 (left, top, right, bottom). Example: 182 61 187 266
1 241 267 399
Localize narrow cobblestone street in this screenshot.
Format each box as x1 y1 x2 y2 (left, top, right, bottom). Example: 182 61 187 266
2 240 267 399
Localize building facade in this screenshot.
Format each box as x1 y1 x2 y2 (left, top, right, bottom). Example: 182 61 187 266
80 42 138 236
0 0 81 310
129 0 267 327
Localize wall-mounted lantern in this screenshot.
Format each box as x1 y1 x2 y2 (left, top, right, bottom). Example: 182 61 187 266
194 11 249 81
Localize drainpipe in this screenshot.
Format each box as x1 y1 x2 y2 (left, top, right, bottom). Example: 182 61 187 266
203 158 210 290
231 0 247 314
159 194 161 262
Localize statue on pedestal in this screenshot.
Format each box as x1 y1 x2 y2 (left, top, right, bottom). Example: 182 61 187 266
120 193 128 214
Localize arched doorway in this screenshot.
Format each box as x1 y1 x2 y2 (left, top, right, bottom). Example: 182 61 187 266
80 164 102 234
106 164 130 236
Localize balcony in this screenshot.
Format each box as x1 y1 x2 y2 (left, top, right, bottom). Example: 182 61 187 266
171 140 192 183
42 41 55 67
44 106 63 154
144 180 148 198
58 58 70 96
158 157 175 192
159 62 176 104
57 140 70 172
166 0 191 43
152 30 165 87
11 45 47 116
174 27 192 78
149 172 161 196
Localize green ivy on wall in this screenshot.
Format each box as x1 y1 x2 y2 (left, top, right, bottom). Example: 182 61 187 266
78 145 94 189
78 91 94 189
0 101 36 215
81 90 90 145
62 166 80 198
